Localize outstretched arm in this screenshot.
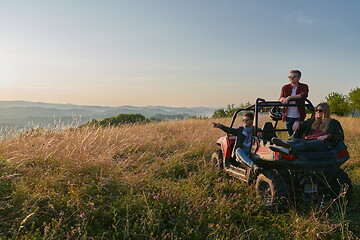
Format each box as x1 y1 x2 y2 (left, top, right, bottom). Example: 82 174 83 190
211 122 238 135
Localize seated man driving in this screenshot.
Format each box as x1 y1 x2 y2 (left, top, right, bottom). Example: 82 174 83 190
212 112 262 166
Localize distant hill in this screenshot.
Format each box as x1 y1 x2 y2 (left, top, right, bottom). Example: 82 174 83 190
0 101 215 129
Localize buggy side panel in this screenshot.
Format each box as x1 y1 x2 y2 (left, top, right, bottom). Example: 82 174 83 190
217 135 236 158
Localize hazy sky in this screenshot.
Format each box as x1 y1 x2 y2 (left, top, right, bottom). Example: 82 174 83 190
1 0 359 107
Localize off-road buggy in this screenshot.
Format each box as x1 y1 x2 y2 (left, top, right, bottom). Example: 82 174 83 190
211 98 353 208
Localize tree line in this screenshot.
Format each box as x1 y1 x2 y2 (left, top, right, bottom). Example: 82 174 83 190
325 87 360 116
80 87 360 126
82 113 196 127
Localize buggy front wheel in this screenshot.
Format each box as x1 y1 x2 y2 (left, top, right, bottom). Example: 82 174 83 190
255 169 291 208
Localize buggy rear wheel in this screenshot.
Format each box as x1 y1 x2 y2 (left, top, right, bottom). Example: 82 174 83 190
211 150 223 172
255 169 291 208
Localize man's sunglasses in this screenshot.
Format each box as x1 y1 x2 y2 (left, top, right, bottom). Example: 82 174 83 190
242 118 251 122
315 109 323 113
288 75 299 79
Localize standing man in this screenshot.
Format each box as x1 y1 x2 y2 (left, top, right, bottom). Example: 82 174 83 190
279 70 309 136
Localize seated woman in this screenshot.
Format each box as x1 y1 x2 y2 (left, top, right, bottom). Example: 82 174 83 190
270 102 345 154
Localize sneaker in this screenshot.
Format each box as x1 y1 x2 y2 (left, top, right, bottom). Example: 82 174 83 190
271 137 291 149
269 145 290 155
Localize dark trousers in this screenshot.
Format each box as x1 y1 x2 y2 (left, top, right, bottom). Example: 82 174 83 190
288 138 329 152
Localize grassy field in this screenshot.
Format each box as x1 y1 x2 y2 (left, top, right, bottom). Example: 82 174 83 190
0 116 359 239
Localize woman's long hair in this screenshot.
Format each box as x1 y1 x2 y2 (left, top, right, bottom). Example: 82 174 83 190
312 102 331 132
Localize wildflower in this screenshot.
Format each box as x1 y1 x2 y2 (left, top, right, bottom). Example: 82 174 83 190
153 194 160 199
79 213 86 218
217 178 222 182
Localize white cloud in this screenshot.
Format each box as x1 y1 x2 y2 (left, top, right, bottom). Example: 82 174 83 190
296 12 314 24
284 11 314 25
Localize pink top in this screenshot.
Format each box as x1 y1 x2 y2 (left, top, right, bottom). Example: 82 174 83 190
311 129 326 137
304 129 328 140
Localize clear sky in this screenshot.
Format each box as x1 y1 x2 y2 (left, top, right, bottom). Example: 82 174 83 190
1 0 359 107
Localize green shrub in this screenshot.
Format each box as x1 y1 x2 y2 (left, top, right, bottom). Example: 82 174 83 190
86 113 149 127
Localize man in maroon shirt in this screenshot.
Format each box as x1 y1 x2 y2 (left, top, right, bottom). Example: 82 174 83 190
279 70 309 136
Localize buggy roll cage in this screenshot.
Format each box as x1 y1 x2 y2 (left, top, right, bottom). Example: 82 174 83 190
229 98 315 137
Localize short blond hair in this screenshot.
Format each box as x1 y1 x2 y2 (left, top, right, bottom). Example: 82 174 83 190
290 70 301 77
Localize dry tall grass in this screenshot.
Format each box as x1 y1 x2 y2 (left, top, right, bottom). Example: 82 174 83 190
0 119 219 180
0 117 359 239
337 116 360 160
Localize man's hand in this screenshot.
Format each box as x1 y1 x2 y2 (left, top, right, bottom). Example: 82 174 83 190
282 96 291 104
212 122 221 128
292 121 300 132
